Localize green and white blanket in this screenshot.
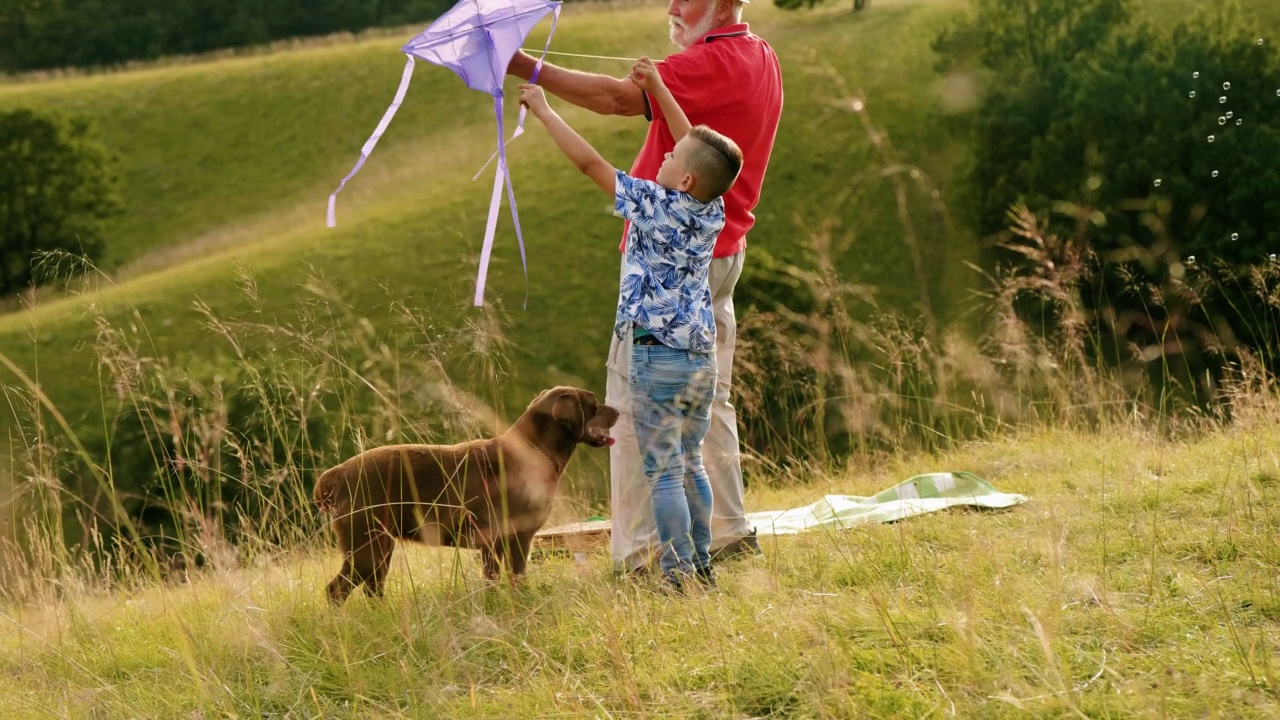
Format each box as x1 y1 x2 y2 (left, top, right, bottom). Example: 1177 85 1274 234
744 472 1027 536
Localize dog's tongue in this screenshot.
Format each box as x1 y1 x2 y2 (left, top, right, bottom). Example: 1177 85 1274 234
606 436 616 446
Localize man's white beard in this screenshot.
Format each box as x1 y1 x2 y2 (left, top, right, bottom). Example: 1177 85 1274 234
669 12 718 48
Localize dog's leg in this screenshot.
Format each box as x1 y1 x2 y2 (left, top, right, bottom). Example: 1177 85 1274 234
504 530 537 579
327 511 358 605
480 542 502 582
328 509 393 604
327 556 358 605
360 532 395 599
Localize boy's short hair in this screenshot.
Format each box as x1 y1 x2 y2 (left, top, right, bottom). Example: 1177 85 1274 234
687 125 743 201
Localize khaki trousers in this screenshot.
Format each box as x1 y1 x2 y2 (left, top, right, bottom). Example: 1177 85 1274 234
607 250 750 572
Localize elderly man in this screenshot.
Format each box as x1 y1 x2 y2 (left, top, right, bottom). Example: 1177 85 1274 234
507 0 783 574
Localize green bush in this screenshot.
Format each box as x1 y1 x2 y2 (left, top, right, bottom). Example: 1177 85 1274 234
0 108 120 296
945 2 1280 264
934 0 1280 404
0 0 457 73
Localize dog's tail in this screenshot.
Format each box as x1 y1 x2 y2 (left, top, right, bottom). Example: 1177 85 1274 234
314 466 341 516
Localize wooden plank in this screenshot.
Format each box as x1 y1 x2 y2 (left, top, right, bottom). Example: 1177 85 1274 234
531 519 612 556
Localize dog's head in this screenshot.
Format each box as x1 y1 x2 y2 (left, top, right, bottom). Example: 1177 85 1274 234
531 386 619 448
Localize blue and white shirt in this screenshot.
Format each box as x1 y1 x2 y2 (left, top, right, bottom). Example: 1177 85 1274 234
613 170 723 353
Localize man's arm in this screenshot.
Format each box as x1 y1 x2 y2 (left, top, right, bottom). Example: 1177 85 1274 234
519 85 616 194
509 51 647 117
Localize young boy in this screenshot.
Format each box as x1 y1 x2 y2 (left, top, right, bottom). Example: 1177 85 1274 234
519 58 743 591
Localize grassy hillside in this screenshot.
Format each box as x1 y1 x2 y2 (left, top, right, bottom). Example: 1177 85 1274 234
2 2 1280 715
0 0 982 459
2 415 1279 717
0 0 1277 502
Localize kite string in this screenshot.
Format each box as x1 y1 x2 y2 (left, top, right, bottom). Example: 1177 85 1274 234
518 47 637 62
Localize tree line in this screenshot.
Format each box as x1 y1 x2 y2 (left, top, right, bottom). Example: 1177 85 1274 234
931 0 1280 404
0 0 457 73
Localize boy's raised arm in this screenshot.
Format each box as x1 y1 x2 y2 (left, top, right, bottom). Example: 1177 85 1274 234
630 58 691 140
519 84 616 195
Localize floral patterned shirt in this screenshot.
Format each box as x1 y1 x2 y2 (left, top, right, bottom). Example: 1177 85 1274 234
613 170 723 353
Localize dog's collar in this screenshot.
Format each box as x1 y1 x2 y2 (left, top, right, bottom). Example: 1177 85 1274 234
516 436 562 476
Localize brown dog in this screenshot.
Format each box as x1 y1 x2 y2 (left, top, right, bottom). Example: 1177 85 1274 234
314 386 619 604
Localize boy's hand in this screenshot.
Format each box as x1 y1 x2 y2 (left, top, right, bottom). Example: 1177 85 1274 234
630 57 664 93
518 84 549 115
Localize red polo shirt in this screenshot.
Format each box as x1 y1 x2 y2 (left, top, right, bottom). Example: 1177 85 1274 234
621 24 784 258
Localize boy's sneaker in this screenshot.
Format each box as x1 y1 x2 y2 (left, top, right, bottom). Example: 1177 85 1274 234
710 529 763 564
660 570 691 596
695 565 717 588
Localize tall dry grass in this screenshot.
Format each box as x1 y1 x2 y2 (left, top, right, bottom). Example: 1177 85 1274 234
0 260 523 606
732 79 1280 483
1 68 1279 719
1 63 1278 617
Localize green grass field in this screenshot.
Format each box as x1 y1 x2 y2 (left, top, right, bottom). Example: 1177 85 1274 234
2 411 1278 717
3 0 1280 715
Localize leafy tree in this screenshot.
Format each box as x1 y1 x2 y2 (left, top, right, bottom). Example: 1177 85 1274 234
932 0 1130 77
937 1 1280 263
0 0 458 73
774 0 869 12
0 108 120 296
935 0 1280 402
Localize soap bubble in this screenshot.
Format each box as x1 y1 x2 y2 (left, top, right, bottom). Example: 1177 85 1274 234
1193 71 1200 79
1187 255 1197 265
1231 233 1239 241
1153 178 1162 187
1226 111 1234 119
1190 91 1197 98
1220 96 1228 103
1218 117 1227 125
1212 170 1220 178
1236 119 1243 126
1208 135 1216 142
1223 82 1231 91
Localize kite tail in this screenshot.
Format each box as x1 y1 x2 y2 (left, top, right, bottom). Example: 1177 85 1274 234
474 95 507 308
472 90 530 308
472 7 559 307
471 4 562 182
327 56 417 228
501 110 530 310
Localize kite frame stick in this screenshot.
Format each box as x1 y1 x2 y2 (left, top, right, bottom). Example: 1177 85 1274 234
516 48 637 62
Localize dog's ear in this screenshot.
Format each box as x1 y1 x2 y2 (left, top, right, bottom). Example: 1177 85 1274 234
551 389 589 439
527 388 553 410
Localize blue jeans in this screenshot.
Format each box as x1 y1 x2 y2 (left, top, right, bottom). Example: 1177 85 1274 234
628 344 717 580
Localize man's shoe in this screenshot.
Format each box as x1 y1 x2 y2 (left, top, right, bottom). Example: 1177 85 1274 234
614 564 650 581
710 529 763 563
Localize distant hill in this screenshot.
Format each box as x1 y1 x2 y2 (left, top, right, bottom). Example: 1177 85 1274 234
0 0 1275 475
0 0 981 437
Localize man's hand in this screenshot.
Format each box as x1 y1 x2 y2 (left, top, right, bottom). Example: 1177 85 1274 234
518 84 551 116
629 57 664 93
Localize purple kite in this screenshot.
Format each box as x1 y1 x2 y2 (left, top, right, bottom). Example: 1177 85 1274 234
327 0 562 307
